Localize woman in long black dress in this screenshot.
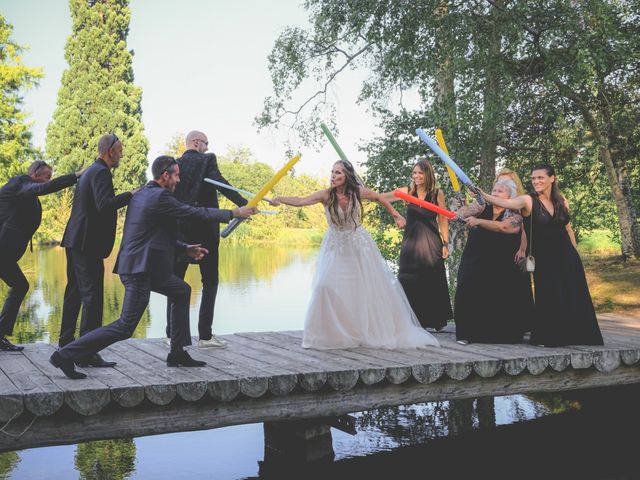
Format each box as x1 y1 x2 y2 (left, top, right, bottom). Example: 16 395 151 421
385 159 453 330
454 179 530 344
481 164 603 347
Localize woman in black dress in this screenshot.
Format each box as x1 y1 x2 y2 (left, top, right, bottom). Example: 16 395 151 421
481 164 603 347
385 159 453 330
454 179 530 344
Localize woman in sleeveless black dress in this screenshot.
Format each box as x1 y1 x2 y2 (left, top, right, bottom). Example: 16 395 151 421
454 180 529 343
385 159 453 330
481 164 603 347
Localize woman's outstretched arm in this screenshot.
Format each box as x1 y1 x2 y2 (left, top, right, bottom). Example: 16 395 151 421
380 186 408 203
481 191 532 216
272 189 329 207
360 187 406 228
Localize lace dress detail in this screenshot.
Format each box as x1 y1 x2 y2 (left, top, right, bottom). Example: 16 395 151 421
301 204 440 350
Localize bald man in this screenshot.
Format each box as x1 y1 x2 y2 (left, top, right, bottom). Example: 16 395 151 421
166 131 247 348
58 133 136 367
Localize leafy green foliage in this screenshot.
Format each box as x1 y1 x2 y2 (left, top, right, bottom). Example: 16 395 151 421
0 14 43 184
258 0 640 258
216 147 327 243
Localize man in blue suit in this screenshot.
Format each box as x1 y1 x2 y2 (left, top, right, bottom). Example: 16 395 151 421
50 156 256 379
0 161 81 351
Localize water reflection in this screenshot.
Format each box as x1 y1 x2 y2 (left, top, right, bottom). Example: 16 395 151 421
75 439 135 480
1 244 318 345
0 246 636 479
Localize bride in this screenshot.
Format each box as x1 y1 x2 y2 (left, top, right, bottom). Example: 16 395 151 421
272 160 440 350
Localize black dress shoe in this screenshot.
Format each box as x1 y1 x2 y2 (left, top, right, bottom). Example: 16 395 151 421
167 350 207 367
50 351 87 380
0 337 24 352
75 353 117 368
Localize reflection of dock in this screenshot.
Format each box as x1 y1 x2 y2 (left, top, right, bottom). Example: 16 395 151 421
0 314 638 451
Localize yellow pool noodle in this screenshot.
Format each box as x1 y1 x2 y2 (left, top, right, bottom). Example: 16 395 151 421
435 128 461 192
247 154 302 207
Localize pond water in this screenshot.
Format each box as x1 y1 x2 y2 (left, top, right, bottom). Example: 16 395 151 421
0 245 637 479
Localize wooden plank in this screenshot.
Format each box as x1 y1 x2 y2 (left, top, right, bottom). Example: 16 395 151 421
436 334 570 374
108 341 240 404
0 355 23 422
149 340 270 399
271 331 392 388
125 339 208 402
3 364 639 452
225 334 327 392
55 347 146 409
182 338 297 397
102 343 177 406
234 331 373 389
21 343 110 416
134 339 247 401
342 338 499 382
0 348 63 416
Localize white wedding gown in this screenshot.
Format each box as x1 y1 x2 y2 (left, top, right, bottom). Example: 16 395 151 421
302 205 440 350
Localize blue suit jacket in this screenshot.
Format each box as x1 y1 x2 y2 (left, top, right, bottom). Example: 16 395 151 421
113 181 233 277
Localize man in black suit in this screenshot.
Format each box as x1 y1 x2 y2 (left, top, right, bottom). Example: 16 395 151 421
0 161 81 351
166 130 249 349
58 133 135 367
50 155 257 379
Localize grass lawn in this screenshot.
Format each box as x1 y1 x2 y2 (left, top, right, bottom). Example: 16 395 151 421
574 230 638 317
584 256 640 317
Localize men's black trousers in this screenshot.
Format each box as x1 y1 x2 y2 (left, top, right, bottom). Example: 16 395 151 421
166 236 219 341
59 272 192 361
0 259 30 337
59 248 105 347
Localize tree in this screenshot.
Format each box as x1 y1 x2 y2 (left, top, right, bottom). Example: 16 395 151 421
490 0 640 259
45 0 148 199
163 132 186 158
258 0 639 260
0 14 43 184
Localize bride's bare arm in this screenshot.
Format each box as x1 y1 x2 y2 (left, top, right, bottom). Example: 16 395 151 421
360 187 406 227
272 189 329 207
380 186 408 203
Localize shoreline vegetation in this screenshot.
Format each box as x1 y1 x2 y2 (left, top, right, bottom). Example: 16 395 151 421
32 228 638 317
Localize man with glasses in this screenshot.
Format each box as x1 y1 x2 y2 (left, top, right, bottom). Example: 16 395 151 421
166 130 249 348
0 161 83 351
50 156 257 379
58 133 136 367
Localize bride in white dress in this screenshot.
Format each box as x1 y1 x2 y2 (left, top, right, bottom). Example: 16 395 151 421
272 160 440 350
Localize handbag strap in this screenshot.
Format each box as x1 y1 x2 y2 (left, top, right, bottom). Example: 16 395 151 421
528 199 533 255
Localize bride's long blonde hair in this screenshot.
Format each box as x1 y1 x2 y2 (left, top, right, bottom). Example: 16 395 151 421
326 160 363 229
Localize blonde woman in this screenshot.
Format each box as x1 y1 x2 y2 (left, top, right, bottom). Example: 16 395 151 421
454 179 530 344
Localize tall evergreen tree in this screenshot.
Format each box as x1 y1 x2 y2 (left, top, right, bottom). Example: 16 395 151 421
45 0 148 193
0 14 43 184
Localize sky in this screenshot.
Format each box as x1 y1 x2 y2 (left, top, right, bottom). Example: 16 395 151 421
3 0 387 179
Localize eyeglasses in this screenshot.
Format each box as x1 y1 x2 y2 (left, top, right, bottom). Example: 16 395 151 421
196 138 209 146
107 133 120 150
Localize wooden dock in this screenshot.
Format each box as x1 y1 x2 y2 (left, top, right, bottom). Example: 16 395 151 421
0 313 638 451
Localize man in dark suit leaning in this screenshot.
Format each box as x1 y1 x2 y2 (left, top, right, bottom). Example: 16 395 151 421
0 161 82 351
50 155 257 379
58 133 135 367
166 130 249 349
